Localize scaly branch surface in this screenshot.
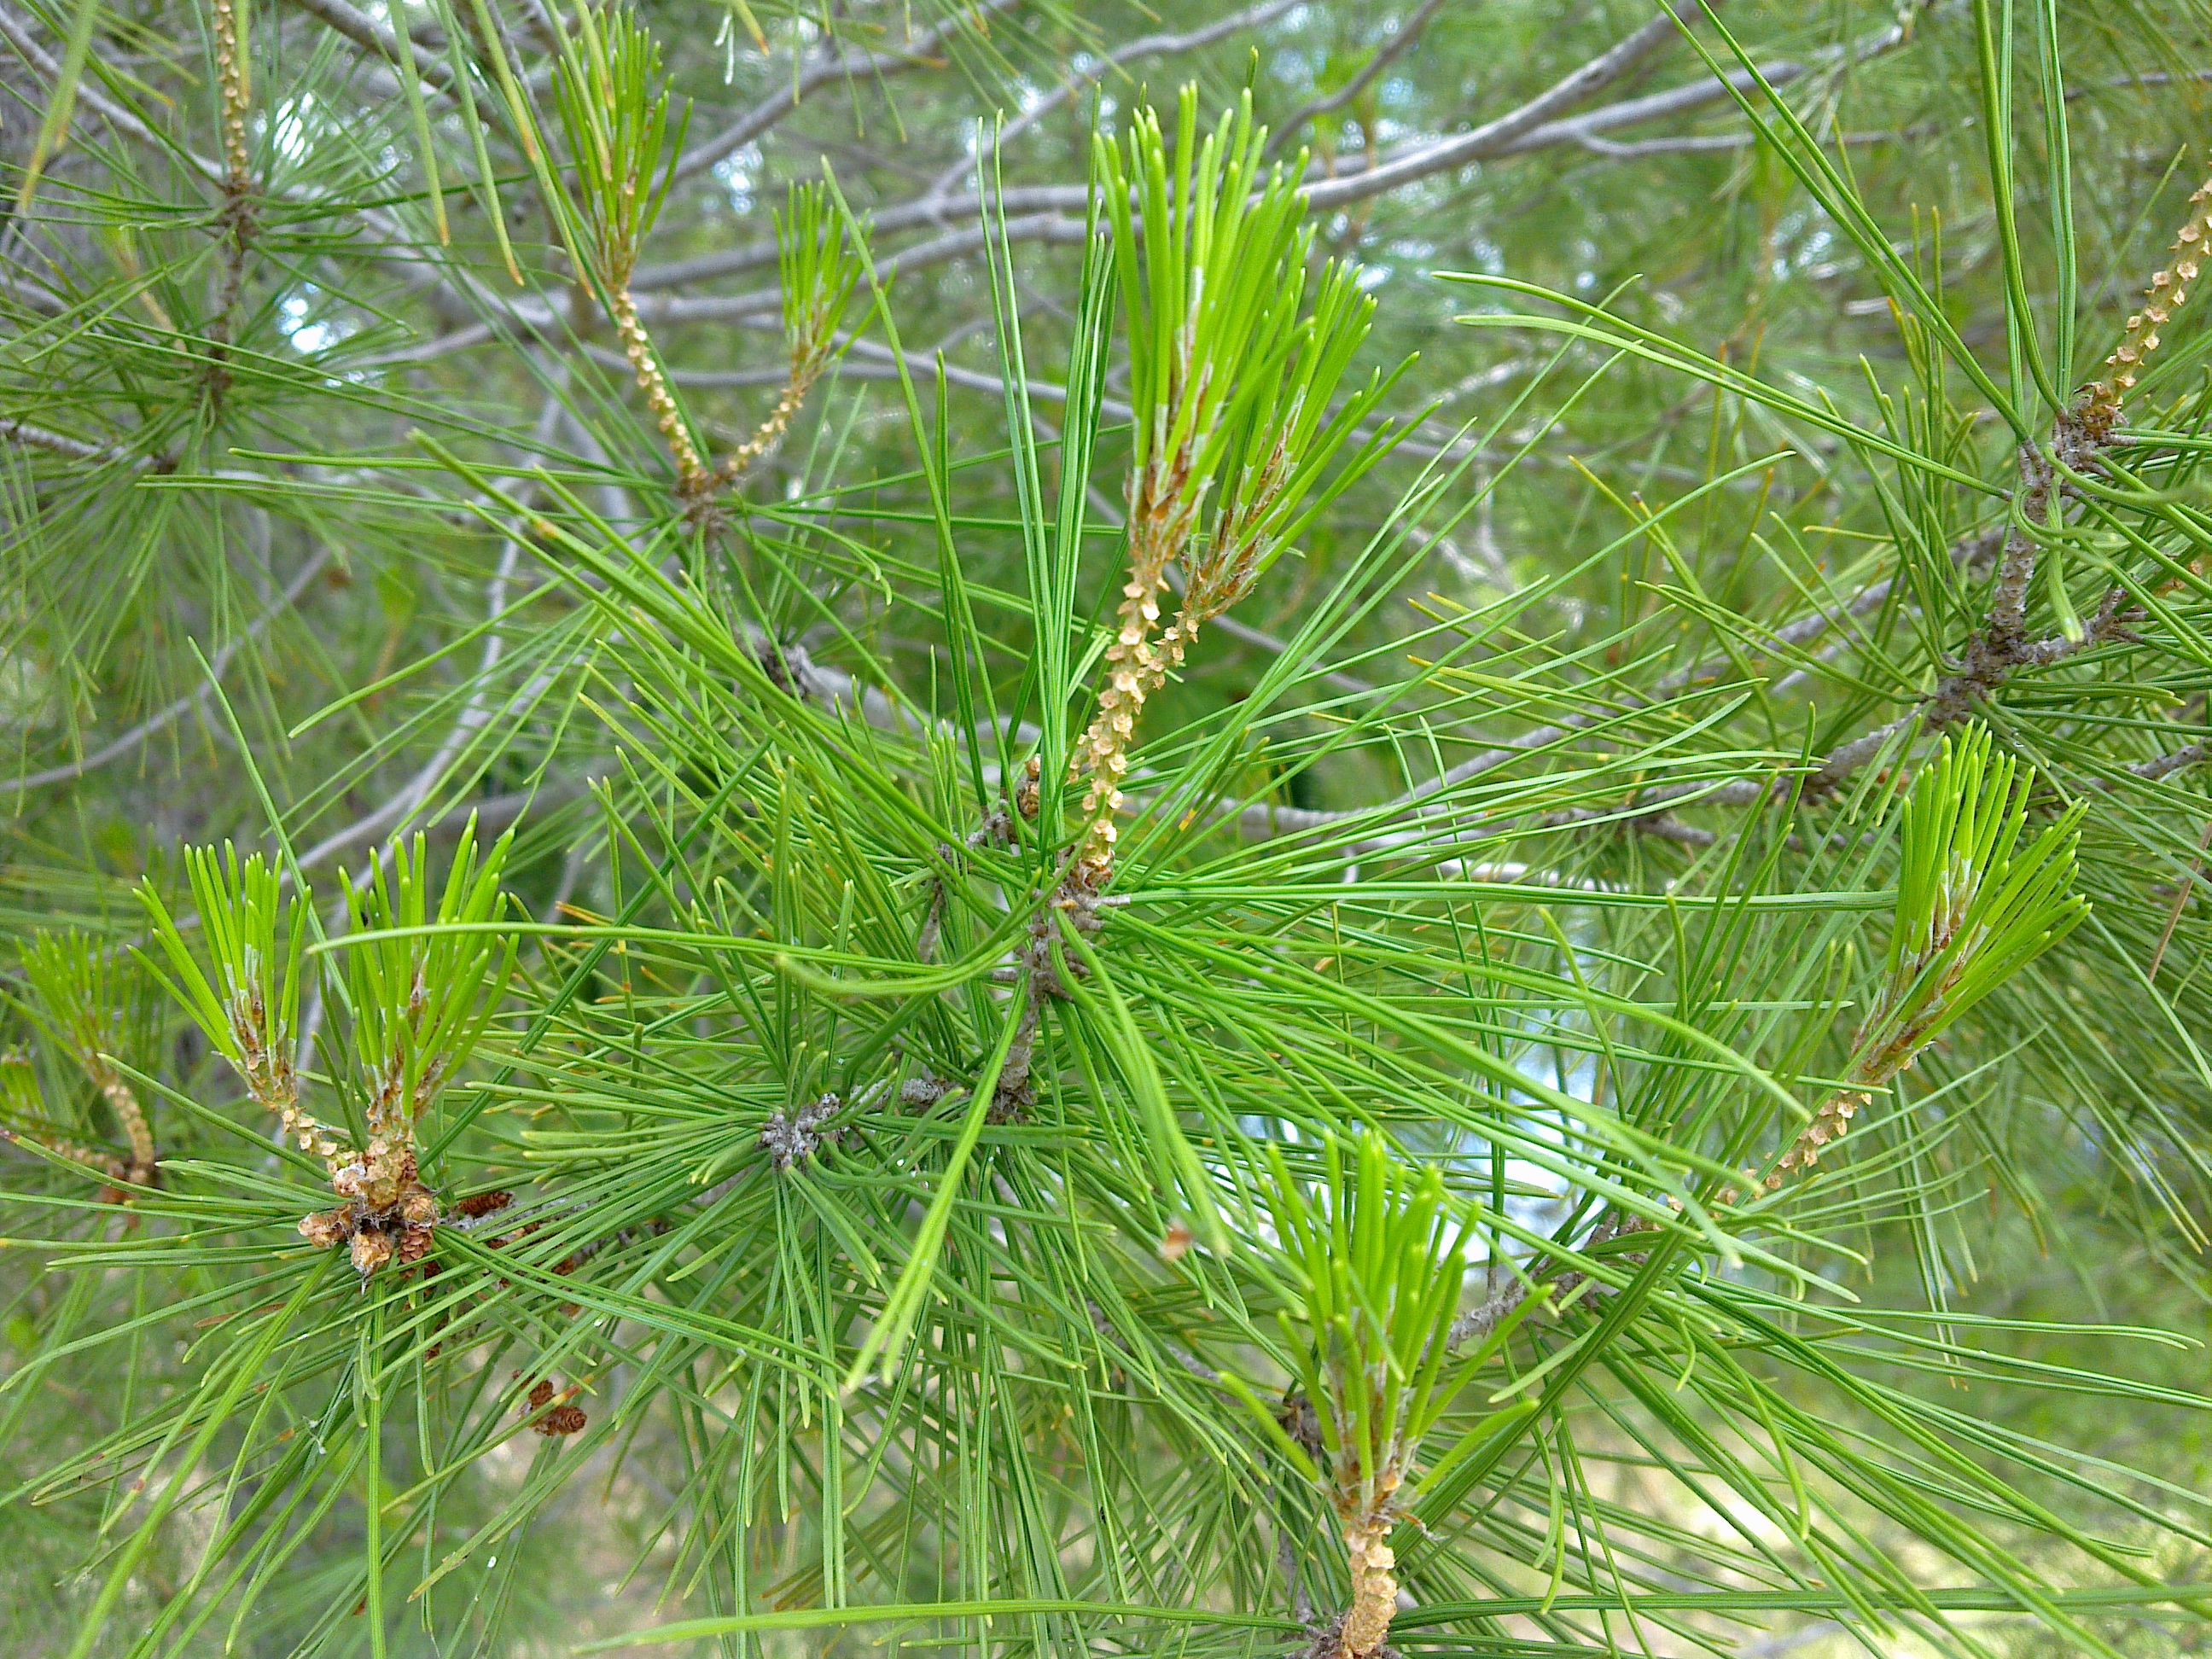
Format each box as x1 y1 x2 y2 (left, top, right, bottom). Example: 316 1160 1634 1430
207 0 258 397
1070 403 1204 885
610 285 712 493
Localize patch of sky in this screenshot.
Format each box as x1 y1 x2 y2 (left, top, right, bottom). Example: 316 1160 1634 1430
715 144 763 216
263 94 328 170
280 285 350 356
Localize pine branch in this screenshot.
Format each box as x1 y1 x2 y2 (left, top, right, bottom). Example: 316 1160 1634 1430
0 414 154 468
923 0 1307 200
14 544 335 794
1263 0 1452 160
671 0 1025 185
282 0 459 96
10 12 2212 1656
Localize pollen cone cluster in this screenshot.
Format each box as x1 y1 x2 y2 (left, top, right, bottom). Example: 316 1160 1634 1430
301 1148 442 1276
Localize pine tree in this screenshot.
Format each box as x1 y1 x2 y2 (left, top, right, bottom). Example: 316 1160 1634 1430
3 1 2211 1654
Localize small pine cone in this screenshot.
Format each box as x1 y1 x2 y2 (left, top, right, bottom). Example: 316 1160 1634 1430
349 1228 395 1276
397 1225 434 1265
523 1377 587 1435
300 1208 351 1249
456 1190 513 1220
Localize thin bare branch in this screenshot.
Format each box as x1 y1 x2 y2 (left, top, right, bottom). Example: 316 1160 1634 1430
923 0 1305 200
14 544 336 794
281 0 457 96
1301 3 1703 210
1 415 149 468
673 0 1025 185
2130 742 2212 785
1264 0 1455 160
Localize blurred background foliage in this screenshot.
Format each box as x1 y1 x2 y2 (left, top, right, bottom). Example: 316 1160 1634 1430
3 0 2212 1654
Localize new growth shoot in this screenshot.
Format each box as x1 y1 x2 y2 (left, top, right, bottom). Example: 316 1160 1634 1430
1068 87 1409 888
141 821 516 1274
548 0 696 481
2077 177 2212 439
3 934 158 1200
141 842 335 1163
548 3 860 503
1767 725 2087 1190
1224 1134 1540 1659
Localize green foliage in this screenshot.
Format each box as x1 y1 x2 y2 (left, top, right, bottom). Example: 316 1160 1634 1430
3 2 2212 1656
138 843 305 1109
1866 725 2088 1071
1096 87 1405 576
549 0 686 288
0 1044 38 1121
776 181 863 375
335 820 515 1126
1228 1134 1540 1514
16 926 127 1073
